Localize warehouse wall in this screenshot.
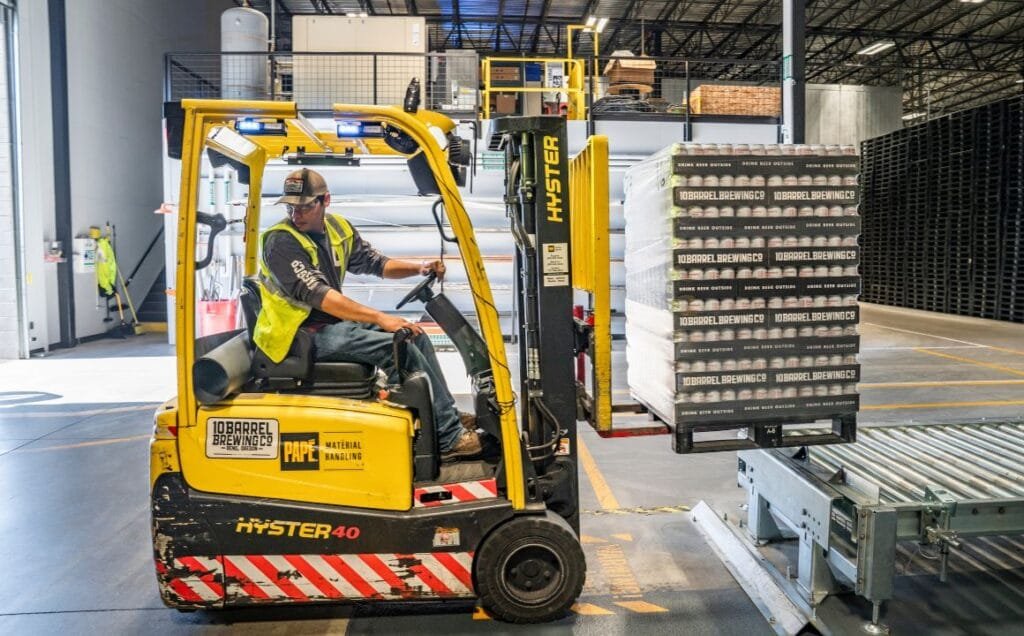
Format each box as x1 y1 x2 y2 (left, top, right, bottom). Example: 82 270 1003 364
0 8 16 359
62 0 233 341
806 84 902 147
15 0 56 354
17 1 233 353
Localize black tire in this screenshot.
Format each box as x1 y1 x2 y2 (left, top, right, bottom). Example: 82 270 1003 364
474 512 585 623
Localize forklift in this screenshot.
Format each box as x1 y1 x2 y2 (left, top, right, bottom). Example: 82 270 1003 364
150 95 588 622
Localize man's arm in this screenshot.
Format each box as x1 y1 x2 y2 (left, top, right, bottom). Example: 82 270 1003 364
382 258 446 280
264 232 420 334
318 289 422 334
346 226 446 281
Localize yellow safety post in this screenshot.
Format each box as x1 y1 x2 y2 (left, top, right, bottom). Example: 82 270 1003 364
567 24 600 112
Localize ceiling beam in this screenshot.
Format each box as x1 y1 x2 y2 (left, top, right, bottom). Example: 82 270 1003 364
699 0 777 59
531 0 553 53
603 0 643 54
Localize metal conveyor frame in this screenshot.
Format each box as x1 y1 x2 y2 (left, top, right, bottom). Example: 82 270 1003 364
737 421 1024 627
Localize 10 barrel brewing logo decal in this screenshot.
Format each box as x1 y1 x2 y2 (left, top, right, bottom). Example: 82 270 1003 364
206 418 279 459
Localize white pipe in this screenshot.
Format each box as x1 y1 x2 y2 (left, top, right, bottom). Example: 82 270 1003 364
269 0 276 51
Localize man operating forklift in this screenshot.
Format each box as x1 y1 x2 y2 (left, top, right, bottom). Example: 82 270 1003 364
255 167 482 460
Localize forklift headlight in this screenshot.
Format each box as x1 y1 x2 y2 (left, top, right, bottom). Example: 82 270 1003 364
234 118 286 135
336 121 362 137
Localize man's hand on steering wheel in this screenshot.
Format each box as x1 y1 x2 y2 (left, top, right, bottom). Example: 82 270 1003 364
377 313 424 336
419 259 446 281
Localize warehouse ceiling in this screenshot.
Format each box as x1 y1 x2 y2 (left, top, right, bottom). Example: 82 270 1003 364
238 0 1024 118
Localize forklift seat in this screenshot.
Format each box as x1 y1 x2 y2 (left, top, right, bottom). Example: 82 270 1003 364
238 278 378 394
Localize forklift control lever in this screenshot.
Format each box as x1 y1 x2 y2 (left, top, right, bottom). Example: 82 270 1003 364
195 211 228 271
392 327 414 381
395 270 438 309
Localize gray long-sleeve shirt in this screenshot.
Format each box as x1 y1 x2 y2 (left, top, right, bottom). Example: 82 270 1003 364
263 221 389 326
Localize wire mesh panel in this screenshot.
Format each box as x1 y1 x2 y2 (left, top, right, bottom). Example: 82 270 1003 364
591 56 780 119
165 51 479 114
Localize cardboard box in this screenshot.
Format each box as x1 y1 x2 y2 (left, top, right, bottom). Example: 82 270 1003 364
490 65 521 82
603 51 657 86
493 93 517 114
688 85 781 117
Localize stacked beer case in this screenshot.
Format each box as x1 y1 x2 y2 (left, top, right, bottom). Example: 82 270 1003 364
624 143 861 453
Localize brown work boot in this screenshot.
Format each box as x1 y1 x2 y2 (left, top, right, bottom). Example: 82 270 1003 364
442 429 483 461
458 411 477 430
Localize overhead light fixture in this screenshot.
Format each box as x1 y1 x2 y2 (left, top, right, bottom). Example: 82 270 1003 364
856 40 896 56
360 12 368 17
584 16 609 32
346 12 356 16
1016 78 1024 84
959 0 986 4
902 112 925 121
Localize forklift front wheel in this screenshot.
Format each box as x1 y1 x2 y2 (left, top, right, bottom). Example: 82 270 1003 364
474 513 585 623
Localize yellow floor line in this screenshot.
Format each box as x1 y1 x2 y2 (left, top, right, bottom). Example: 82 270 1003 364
595 544 644 597
913 348 1024 378
863 400 1024 411
863 321 1024 354
581 534 608 544
578 436 621 510
859 379 1024 389
615 600 670 613
611 533 634 542
13 434 151 453
0 403 157 418
571 602 615 616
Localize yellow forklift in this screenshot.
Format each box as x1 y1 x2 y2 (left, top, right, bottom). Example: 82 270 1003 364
150 94 590 622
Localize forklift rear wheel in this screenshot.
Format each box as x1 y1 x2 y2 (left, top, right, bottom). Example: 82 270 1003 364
474 513 585 623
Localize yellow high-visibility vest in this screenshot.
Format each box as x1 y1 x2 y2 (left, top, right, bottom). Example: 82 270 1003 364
96 236 118 297
253 214 354 363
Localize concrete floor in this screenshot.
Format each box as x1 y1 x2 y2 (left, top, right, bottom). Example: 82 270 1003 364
1 303 1022 634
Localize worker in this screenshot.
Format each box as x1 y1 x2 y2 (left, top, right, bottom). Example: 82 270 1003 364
255 168 482 460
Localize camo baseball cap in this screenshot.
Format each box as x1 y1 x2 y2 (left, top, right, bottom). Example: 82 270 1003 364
275 168 328 206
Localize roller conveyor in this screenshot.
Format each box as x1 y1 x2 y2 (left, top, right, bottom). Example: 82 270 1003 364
737 421 1024 629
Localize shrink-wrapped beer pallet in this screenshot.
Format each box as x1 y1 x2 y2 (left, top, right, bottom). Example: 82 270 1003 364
624 143 862 453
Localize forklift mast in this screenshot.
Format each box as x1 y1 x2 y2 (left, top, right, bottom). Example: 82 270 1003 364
493 117 580 533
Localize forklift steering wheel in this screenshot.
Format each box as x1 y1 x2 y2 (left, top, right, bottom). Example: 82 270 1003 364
395 270 438 310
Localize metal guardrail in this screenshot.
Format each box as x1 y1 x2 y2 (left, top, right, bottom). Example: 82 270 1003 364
164 51 780 126
589 55 782 122
480 57 587 120
164 51 479 115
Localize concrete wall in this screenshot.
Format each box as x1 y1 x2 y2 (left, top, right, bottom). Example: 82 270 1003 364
806 83 903 147
11 0 232 355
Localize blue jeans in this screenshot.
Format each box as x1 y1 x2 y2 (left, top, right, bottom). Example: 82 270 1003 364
312 321 463 451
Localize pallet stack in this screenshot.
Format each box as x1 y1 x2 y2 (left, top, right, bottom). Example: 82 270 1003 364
624 143 861 453
688 85 781 117
861 94 1024 322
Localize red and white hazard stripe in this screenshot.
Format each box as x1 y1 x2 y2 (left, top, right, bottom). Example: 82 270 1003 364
414 478 498 507
220 552 475 602
155 556 224 604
